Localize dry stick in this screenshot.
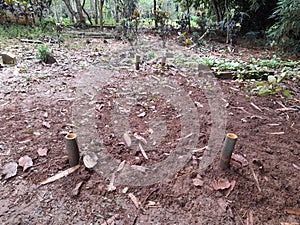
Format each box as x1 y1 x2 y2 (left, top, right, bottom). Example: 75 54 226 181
249 165 261 192
220 133 238 170
135 54 141 70
65 133 80 166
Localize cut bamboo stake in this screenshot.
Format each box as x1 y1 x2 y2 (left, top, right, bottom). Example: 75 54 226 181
220 133 238 170
161 55 166 68
65 133 80 166
38 164 80 185
135 54 141 70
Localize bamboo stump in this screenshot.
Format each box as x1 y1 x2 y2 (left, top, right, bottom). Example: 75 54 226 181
135 54 141 70
220 133 238 170
65 133 80 166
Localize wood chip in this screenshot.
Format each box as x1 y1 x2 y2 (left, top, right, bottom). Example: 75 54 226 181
38 165 80 185
123 132 131 147
128 193 141 208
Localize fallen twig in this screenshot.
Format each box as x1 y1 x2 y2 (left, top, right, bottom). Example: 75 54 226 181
132 188 159 225
276 107 298 112
266 132 285 135
128 193 141 208
249 165 261 192
250 102 262 112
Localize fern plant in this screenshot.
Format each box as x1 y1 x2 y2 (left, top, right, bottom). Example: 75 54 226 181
36 45 52 62
267 0 300 51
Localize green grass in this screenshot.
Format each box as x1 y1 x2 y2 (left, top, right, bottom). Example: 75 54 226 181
0 24 56 39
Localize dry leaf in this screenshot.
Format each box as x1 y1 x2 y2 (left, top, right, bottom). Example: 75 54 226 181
231 153 248 167
116 160 125 172
2 162 18 179
83 153 98 169
285 208 300 215
18 155 33 171
128 193 141 208
192 178 204 187
225 180 236 197
123 132 131 147
134 133 147 144
137 111 146 117
138 142 149 159
37 148 48 156
212 178 231 190
38 165 80 185
42 121 51 129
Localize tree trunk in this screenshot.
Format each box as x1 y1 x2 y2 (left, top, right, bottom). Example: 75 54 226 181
82 0 93 25
75 0 86 25
99 0 104 30
211 0 223 22
114 0 119 23
95 0 98 24
154 0 157 28
186 0 191 32
63 0 80 22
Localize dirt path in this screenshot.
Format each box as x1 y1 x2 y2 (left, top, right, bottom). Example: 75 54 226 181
0 35 299 225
